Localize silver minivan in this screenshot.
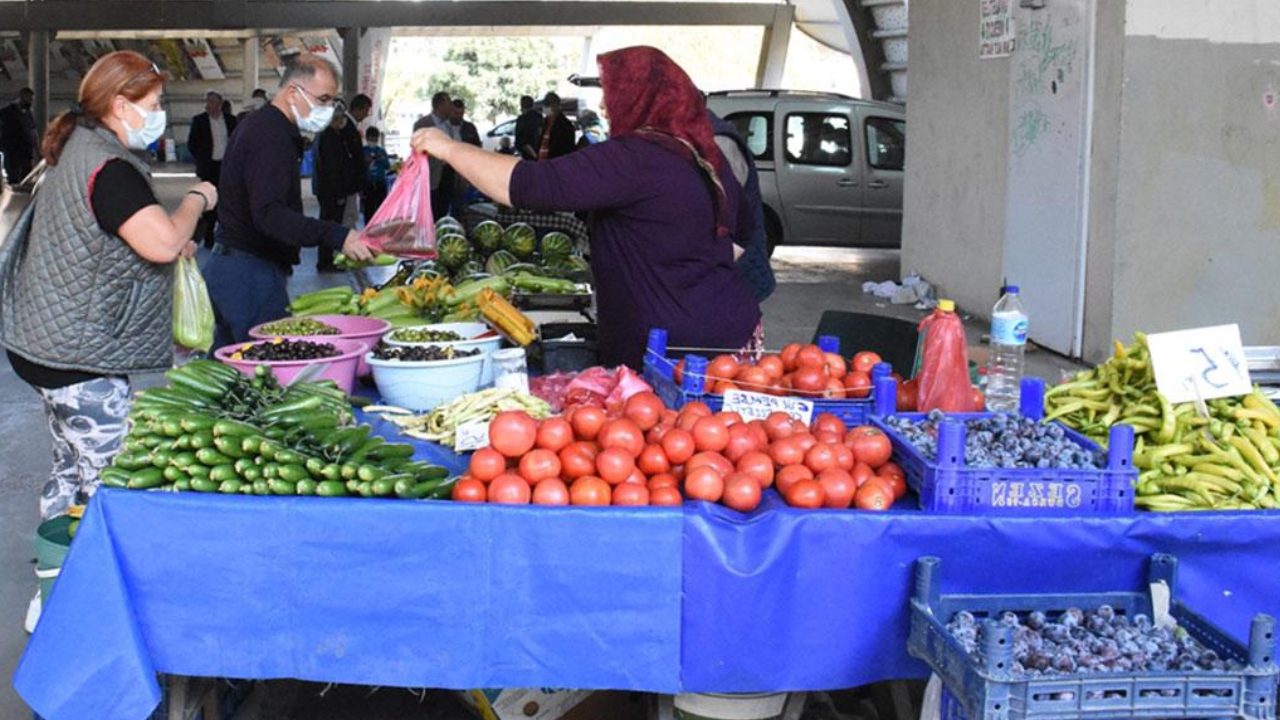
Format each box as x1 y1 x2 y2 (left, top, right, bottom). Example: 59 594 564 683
706 90 906 254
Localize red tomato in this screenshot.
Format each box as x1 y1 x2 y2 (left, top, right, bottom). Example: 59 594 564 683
717 411 745 427
804 443 839 473
532 478 570 505
692 416 730 453
684 466 725 503
769 437 806 467
596 448 637 485
823 378 847 399
489 411 538 458
646 423 671 445
518 449 562 483
880 471 908 500
468 448 507 483
812 413 847 437
775 464 815 495
669 464 686 481
813 430 843 446
785 479 826 509
599 418 645 457
758 355 785 380
570 406 608 441
763 412 795 441
662 408 679 425
559 442 598 481
795 345 827 369
736 451 775 488
660 428 696 465
723 423 758 463
637 444 671 476
682 401 714 419
852 351 883 374
451 477 487 503
649 486 684 506
713 380 738 395
747 420 770 448
676 411 702 432
852 462 876 489
570 476 611 506
647 473 679 491
791 366 829 396
707 355 741 382
970 386 986 412
879 461 905 484
843 371 872 399
535 418 574 452
847 426 893 468
833 443 855 471
795 433 818 453
824 352 848 380
487 474 532 504
855 478 894 511
612 482 650 506
780 343 802 372
897 378 919 412
817 468 857 509
623 392 665 431
737 366 770 393
722 473 763 513
687 451 735 477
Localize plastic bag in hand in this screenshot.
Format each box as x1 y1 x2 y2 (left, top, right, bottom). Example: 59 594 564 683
358 153 437 258
915 306 972 413
173 255 214 352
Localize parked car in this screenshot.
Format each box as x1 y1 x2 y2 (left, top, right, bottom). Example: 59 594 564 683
705 90 906 253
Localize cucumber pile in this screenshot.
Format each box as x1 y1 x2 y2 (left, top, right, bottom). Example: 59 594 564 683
102 360 454 500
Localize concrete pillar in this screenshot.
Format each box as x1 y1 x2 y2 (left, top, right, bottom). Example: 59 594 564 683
755 5 794 88
27 31 49 141
579 34 596 78
242 36 260 105
340 27 361 101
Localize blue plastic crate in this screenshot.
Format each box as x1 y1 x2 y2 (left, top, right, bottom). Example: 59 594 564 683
909 554 1279 720
869 377 1137 515
642 328 886 427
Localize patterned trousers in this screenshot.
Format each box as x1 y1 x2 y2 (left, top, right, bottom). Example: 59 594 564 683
36 377 130 520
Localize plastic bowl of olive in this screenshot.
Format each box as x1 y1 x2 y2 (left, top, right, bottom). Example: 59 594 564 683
383 322 503 386
249 314 391 378
214 338 369 393
365 343 486 412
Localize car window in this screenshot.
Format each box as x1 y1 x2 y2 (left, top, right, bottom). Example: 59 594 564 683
725 112 772 161
785 113 851 167
865 117 906 171
490 119 516 137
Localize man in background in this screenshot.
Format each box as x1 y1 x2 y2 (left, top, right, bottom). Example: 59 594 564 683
0 87 37 185
313 100 364 271
538 92 575 160
362 126 390 224
412 91 460 218
237 88 269 123
513 94 542 161
452 99 481 147
188 90 237 248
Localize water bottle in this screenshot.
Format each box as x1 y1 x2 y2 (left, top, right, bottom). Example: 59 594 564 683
986 286 1028 413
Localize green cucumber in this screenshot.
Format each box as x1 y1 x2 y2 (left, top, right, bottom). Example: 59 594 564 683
174 478 192 492
186 464 212 480
316 480 348 497
195 448 233 466
126 468 165 489
163 466 186 483
190 477 219 493
213 436 246 459
252 480 271 495
101 467 131 489
218 479 245 494
189 431 216 450
269 479 297 495
209 465 239 483
296 479 318 496
114 452 152 471
213 419 259 438
277 464 309 483
150 450 173 468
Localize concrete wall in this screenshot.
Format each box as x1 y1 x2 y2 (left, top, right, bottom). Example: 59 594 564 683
900 0 1009 317
1108 0 1280 348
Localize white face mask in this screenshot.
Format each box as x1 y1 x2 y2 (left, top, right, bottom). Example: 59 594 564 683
125 101 166 150
292 85 335 134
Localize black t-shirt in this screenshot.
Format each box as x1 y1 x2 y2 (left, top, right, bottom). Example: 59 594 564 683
9 159 158 389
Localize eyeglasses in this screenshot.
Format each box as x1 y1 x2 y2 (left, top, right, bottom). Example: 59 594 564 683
293 83 335 107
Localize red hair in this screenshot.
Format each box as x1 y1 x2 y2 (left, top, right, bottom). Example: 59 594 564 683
42 50 166 165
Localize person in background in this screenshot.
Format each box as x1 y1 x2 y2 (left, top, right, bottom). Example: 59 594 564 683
1 51 211 528
345 94 374 225
513 94 541 161
313 99 362 272
362 126 390 224
575 109 606 149
236 87 268 123
412 46 760 369
411 91 459 218
187 90 236 248
709 111 775 302
498 136 516 156
538 92 575 160
207 54 373 347
452 99 481 147
0 87 37 184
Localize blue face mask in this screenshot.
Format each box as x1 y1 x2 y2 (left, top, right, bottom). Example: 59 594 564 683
125 101 166 150
292 85 335 134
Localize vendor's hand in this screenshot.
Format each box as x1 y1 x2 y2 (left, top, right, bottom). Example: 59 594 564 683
342 230 374 263
411 127 452 159
191 181 218 210
180 241 198 259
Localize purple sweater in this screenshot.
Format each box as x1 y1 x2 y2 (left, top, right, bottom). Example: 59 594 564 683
510 137 761 369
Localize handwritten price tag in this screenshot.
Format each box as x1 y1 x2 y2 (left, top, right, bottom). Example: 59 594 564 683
454 420 491 452
1146 324 1252 404
722 389 815 425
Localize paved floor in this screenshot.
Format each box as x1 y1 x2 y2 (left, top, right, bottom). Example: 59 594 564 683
0 171 1082 719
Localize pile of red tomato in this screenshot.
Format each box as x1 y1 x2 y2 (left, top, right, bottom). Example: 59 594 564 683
450 390 907 512
672 343 885 400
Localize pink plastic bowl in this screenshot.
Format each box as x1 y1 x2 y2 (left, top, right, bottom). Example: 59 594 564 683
249 314 392 377
214 337 369 393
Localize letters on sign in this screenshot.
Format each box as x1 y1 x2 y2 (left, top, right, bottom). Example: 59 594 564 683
1146 325 1252 404
722 390 815 425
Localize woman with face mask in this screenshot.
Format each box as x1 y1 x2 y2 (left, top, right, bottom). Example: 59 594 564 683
0 51 215 525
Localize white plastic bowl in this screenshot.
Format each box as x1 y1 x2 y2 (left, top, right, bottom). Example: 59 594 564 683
383 322 504 386
365 351 485 412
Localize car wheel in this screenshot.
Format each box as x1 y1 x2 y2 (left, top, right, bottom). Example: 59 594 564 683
764 210 782 258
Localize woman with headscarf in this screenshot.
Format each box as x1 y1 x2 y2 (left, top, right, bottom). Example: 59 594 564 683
411 47 761 369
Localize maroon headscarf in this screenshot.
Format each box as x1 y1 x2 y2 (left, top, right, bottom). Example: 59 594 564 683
598 46 730 237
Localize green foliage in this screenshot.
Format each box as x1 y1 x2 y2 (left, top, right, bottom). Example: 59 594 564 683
425 38 565 123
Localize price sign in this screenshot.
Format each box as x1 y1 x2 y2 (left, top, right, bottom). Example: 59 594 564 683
722 389 815 425
454 420 491 452
1146 324 1252 404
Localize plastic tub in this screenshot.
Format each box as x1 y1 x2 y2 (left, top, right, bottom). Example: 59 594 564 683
249 314 391 378
366 351 485 411
214 338 368 393
34 515 73 605
384 322 503 386
673 693 788 720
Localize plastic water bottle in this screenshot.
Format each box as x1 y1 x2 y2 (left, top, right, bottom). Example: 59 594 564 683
986 286 1028 413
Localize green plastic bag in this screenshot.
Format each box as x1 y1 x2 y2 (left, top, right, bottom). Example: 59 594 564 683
173 256 214 352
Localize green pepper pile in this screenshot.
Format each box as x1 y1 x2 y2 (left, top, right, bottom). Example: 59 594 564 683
1046 334 1280 511
101 360 454 500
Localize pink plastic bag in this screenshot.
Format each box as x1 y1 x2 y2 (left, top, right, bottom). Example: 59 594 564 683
915 305 973 413
358 153 437 258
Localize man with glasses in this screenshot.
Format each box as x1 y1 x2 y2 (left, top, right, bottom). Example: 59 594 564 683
206 54 373 348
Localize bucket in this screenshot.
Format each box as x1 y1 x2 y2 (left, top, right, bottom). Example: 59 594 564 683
673 693 789 720
34 515 73 603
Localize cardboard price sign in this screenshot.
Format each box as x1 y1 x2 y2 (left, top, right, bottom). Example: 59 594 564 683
1146 324 1252 404
722 389 815 425
454 420 491 452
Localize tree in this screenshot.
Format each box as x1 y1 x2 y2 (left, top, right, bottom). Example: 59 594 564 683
425 37 567 124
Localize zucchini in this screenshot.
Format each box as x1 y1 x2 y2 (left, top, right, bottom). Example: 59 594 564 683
316 480 348 497
126 468 165 489
190 477 219 493
195 448 233 466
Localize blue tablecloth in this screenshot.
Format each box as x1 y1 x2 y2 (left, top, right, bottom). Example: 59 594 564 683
16 485 1280 720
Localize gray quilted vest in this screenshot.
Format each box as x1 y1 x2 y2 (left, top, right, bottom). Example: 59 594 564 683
1 125 171 374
